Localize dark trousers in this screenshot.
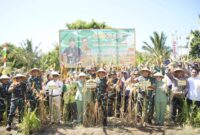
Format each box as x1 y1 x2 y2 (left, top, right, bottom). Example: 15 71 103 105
107 92 116 116
146 94 155 122
187 98 200 116
6 99 11 117
171 96 184 122
7 99 25 125
137 98 143 117
116 91 122 117
0 100 6 123
137 93 154 123
64 102 77 122
98 94 108 126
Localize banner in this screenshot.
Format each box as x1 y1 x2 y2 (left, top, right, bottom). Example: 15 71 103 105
59 29 135 67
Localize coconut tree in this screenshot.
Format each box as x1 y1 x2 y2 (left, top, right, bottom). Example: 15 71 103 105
142 32 172 66
20 39 42 70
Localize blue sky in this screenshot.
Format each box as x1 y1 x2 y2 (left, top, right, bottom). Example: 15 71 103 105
0 0 199 53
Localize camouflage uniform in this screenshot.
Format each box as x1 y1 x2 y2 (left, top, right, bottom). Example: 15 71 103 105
107 78 118 116
63 83 77 123
137 76 155 123
2 82 11 117
96 77 108 126
28 76 42 111
116 79 125 118
7 82 27 126
0 82 5 124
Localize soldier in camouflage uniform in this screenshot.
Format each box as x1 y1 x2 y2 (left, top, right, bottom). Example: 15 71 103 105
96 68 108 126
136 68 155 124
28 68 42 111
107 71 118 117
0 75 11 119
6 74 28 131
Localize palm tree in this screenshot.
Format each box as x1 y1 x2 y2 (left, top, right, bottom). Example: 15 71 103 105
20 39 42 70
142 32 172 66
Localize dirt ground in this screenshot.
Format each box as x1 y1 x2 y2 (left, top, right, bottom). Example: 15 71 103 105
1 117 200 135
1 124 200 135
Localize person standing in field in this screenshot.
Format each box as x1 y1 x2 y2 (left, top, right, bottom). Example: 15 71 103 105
45 71 63 125
6 74 27 131
187 68 200 115
153 72 167 126
75 72 87 124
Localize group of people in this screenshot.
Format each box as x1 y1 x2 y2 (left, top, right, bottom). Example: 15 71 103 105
0 61 200 131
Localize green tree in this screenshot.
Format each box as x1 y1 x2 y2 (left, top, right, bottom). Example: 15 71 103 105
20 39 42 70
142 32 172 66
0 43 25 68
189 30 200 58
136 51 152 66
66 19 111 29
40 44 60 71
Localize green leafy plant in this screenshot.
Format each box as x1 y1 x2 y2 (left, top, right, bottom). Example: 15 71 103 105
19 109 41 135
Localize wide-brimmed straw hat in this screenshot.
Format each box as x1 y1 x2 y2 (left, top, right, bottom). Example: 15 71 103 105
51 71 60 76
29 68 41 75
97 68 107 74
13 74 26 79
0 75 10 80
29 68 41 73
153 72 164 78
140 68 152 74
78 72 87 77
173 68 185 74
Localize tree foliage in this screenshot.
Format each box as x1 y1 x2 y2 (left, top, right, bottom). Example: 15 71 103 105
0 40 42 72
66 19 111 29
40 44 60 71
142 32 172 65
189 30 200 58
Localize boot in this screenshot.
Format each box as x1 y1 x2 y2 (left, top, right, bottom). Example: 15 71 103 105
6 123 11 131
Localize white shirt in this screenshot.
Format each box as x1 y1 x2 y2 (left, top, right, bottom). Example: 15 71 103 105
164 75 172 86
46 80 63 96
187 76 200 101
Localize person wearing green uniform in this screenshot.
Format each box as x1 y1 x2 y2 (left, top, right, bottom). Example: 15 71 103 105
153 72 167 126
6 74 27 131
136 68 155 124
63 79 77 123
28 68 42 111
75 72 87 124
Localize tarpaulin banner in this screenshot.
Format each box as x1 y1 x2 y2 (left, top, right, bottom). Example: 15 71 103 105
59 29 135 67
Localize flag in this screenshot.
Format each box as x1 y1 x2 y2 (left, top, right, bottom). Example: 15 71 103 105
2 44 7 68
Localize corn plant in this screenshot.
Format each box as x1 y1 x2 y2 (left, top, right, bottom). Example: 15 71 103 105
19 109 41 135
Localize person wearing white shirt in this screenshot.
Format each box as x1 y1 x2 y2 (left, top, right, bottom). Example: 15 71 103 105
45 71 63 124
187 68 200 109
